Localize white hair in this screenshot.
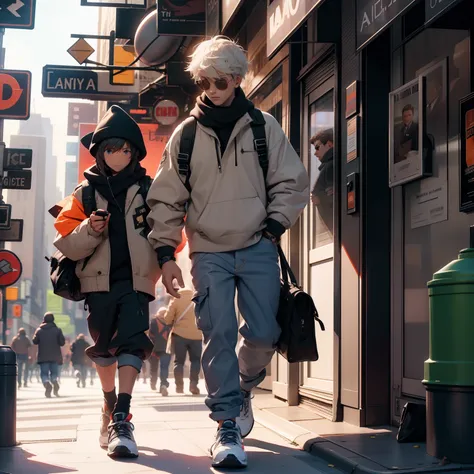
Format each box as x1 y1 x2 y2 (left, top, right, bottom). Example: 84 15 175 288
186 36 249 80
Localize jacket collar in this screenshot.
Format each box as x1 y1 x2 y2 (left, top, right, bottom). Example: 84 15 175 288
195 112 254 155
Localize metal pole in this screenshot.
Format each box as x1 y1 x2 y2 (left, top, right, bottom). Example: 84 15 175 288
1 288 6 345
0 28 6 254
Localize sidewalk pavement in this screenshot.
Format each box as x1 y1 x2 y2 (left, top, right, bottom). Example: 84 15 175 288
251 391 474 474
0 377 339 474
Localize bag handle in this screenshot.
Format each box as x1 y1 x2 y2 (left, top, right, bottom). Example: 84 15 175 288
277 245 298 287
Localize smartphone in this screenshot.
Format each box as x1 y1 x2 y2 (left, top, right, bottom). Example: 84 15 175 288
95 210 109 218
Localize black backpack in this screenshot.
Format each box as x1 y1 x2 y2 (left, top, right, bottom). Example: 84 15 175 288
47 176 152 302
177 108 269 189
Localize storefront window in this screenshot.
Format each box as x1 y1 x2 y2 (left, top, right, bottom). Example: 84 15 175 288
250 67 283 125
309 91 335 249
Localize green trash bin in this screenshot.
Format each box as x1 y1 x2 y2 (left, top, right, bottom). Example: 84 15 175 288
424 235 474 463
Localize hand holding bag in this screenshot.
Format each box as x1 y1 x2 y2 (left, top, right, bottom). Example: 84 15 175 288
276 245 325 363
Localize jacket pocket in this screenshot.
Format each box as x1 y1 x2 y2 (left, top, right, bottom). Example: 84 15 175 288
192 288 212 332
196 196 266 243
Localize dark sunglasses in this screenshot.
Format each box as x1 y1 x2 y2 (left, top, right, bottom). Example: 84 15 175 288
196 77 230 91
314 144 320 151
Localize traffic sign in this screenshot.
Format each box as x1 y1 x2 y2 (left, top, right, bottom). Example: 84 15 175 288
0 250 22 286
2 170 31 189
0 70 31 120
67 38 95 65
12 303 22 318
0 204 11 230
3 148 32 170
0 0 36 29
0 219 23 242
153 99 179 126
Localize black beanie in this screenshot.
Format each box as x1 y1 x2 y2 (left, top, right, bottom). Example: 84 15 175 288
80 105 147 160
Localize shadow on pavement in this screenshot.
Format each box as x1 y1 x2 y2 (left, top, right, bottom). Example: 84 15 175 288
0 447 77 474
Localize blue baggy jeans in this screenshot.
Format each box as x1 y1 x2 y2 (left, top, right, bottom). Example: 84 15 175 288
191 237 281 421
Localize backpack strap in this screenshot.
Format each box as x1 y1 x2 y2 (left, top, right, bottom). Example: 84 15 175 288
248 108 268 180
138 175 153 210
178 117 197 193
81 182 97 217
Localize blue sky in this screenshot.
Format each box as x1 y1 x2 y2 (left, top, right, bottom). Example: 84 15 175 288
4 0 101 190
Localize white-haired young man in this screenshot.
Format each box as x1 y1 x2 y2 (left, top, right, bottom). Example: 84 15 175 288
147 36 309 469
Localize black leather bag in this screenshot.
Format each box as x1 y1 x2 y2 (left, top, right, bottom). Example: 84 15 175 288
46 250 85 302
276 245 325 363
396 402 426 443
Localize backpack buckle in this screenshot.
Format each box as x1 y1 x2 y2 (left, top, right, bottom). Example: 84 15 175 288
177 152 190 175
254 138 266 155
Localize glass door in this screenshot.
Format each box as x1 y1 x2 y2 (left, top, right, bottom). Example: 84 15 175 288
301 77 335 410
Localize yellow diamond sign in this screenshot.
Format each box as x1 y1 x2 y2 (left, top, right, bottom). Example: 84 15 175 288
68 38 95 65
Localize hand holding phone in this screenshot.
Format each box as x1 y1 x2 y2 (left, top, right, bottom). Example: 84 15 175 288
90 209 110 234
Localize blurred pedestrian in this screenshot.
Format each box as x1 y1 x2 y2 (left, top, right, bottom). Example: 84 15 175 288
148 307 171 396
32 312 65 398
162 288 202 395
71 334 90 388
11 328 32 388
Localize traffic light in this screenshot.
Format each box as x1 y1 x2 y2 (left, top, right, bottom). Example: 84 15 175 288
5 286 18 301
12 304 22 318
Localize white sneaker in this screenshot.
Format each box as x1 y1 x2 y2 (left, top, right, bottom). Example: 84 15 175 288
99 407 111 448
107 413 138 458
236 390 254 438
210 420 247 468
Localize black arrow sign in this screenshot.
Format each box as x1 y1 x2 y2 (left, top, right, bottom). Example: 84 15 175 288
0 0 36 29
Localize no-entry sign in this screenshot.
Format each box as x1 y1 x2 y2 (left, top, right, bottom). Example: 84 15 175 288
0 250 22 287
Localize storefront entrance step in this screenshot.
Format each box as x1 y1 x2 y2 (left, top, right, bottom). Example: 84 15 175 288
251 392 474 473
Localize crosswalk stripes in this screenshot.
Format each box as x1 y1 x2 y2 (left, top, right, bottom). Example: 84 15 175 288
16 379 104 443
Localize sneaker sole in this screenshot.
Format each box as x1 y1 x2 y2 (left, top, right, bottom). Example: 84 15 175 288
240 419 254 439
212 454 247 469
107 446 138 459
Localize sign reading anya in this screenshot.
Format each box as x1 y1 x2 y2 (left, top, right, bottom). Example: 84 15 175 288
41 65 137 101
267 0 323 58
42 66 98 98
356 0 416 49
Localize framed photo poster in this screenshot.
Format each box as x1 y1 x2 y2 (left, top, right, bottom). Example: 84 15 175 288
459 92 474 212
389 76 426 187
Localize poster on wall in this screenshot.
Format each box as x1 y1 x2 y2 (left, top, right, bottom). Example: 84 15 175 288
389 77 426 187
408 58 448 229
157 0 206 36
347 117 358 162
459 93 474 212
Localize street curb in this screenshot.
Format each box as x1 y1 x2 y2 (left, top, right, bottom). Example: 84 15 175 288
306 440 474 474
253 408 474 474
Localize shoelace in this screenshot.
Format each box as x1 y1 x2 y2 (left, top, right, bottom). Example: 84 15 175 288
218 426 241 446
108 420 135 441
241 392 253 417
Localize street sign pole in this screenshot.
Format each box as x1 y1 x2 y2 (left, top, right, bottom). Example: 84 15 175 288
0 27 6 252
1 288 6 345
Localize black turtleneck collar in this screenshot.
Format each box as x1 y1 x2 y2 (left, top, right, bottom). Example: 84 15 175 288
190 87 254 154
84 161 146 205
190 87 254 129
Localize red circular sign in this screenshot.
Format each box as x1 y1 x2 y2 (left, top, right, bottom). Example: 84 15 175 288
153 100 179 126
0 250 22 287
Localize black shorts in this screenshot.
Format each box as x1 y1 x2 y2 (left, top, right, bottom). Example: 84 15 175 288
85 280 153 372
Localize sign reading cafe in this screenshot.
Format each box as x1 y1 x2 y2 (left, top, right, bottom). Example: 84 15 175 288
267 0 323 58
